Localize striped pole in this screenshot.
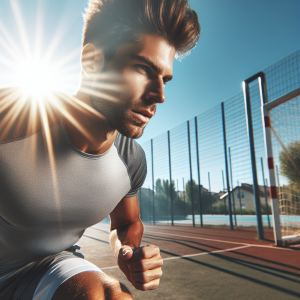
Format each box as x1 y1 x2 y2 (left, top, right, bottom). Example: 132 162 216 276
259 77 282 246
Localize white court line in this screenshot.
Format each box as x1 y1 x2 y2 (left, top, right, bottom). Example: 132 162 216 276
101 265 119 270
162 245 251 261
100 245 251 270
92 224 249 246
91 225 298 251
144 231 250 246
144 231 300 251
242 244 298 251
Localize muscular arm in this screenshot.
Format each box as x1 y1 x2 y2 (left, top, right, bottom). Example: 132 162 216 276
109 195 163 291
109 195 143 256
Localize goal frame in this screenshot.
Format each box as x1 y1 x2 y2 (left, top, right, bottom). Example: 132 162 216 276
261 85 300 246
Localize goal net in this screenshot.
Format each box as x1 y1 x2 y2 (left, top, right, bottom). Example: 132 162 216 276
264 87 300 245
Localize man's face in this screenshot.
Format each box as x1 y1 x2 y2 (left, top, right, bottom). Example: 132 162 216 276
90 34 176 139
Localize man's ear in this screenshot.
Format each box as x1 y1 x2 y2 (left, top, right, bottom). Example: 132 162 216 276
81 43 104 78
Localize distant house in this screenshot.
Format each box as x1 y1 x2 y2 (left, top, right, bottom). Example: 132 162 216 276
214 191 227 199
177 185 209 198
219 183 271 210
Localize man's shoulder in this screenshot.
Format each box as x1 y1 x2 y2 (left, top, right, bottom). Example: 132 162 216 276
114 133 145 161
114 134 147 197
0 87 66 143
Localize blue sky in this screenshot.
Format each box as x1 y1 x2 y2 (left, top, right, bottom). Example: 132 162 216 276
0 0 299 145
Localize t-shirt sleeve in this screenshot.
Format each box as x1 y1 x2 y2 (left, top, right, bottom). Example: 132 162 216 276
125 146 147 197
114 134 147 197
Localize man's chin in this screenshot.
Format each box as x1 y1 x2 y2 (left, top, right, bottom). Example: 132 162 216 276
118 124 146 139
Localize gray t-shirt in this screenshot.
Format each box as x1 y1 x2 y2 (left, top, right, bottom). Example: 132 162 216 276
0 88 147 269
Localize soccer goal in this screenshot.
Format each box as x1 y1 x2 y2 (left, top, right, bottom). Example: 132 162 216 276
262 86 300 246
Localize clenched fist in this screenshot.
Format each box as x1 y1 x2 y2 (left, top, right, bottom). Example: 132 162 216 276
117 244 163 291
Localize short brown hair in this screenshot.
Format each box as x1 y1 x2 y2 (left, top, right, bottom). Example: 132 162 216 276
82 0 200 61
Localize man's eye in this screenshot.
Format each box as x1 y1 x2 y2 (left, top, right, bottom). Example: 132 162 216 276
137 65 149 73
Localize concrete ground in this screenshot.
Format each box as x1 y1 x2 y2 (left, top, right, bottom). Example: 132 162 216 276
77 224 300 300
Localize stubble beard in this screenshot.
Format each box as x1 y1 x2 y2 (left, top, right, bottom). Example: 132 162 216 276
90 91 149 140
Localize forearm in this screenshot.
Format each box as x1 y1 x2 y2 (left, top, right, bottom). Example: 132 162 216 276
110 218 144 257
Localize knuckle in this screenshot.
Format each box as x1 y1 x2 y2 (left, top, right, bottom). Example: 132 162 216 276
154 278 160 288
154 245 160 252
141 284 147 291
139 259 148 270
142 272 148 282
135 282 147 291
149 279 160 290
158 258 163 267
142 262 148 272
141 247 147 257
140 262 148 272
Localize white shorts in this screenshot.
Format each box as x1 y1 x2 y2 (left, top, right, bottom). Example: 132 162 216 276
32 257 103 300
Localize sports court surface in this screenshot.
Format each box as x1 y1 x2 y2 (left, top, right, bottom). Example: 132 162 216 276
78 223 300 300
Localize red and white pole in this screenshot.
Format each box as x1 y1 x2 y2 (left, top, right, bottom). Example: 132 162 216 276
261 97 282 246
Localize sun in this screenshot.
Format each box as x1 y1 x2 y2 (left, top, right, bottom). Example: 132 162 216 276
15 60 57 96
0 0 82 97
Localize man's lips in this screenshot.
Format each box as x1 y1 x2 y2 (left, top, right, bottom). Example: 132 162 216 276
132 109 154 123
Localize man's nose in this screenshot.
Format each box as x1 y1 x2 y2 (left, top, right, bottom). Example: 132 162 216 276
146 78 165 103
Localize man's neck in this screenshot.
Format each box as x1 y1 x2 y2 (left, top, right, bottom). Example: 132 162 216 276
63 90 117 155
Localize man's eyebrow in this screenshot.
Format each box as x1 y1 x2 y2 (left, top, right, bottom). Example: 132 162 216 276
130 55 173 81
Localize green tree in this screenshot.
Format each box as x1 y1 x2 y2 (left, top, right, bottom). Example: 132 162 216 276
154 179 170 220
155 178 164 193
185 180 219 214
154 178 188 219
279 141 300 190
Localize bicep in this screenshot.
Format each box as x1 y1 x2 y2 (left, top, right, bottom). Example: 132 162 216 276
110 195 140 230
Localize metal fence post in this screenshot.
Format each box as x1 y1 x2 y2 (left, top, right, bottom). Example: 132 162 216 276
243 72 265 240
221 102 233 230
238 181 242 216
151 139 155 225
229 147 237 226
195 116 203 227
222 170 226 215
167 131 174 226
187 121 195 227
208 172 212 215
148 185 151 224
183 178 186 216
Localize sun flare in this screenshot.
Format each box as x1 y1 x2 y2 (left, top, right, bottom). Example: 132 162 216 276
15 60 57 96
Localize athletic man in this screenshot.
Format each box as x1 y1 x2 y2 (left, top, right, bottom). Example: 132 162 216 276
0 0 200 299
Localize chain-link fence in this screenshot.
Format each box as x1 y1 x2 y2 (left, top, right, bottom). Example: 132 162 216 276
138 49 300 231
